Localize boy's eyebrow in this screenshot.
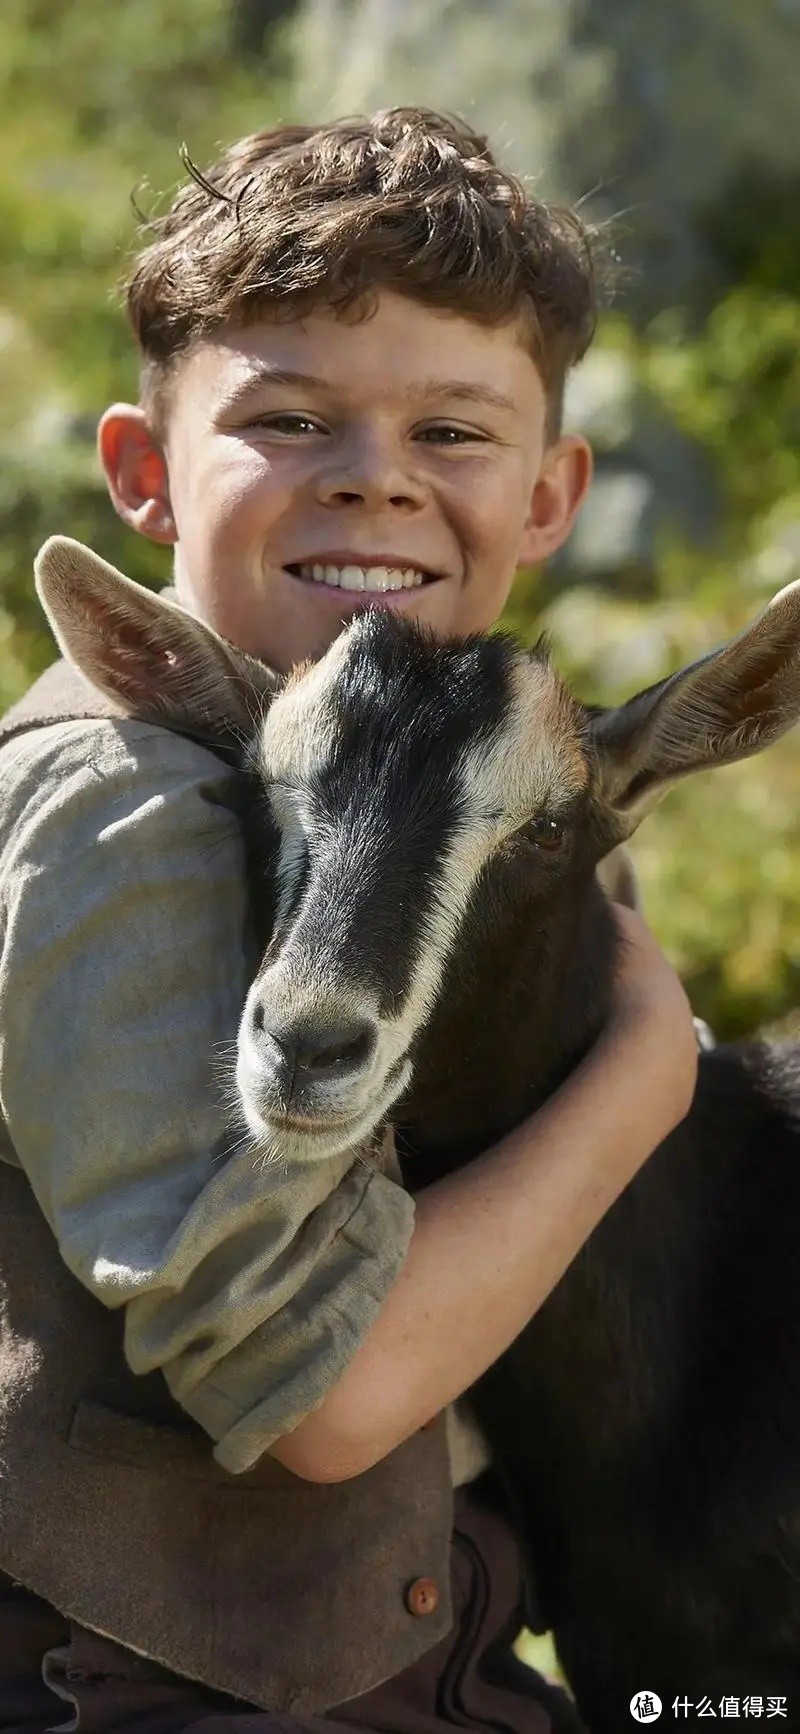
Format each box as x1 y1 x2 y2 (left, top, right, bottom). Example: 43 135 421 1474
217 366 519 416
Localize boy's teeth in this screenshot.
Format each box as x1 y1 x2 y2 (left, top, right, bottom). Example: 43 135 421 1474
298 562 425 591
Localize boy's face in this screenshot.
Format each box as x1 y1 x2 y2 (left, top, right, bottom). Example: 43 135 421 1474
100 289 591 672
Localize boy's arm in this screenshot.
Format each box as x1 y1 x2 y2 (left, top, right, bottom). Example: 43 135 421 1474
0 718 415 1474
271 906 698 1482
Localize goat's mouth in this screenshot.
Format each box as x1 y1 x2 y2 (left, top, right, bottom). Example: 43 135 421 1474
265 1108 358 1136
241 1051 414 1163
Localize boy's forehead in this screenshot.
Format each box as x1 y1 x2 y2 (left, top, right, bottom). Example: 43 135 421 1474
168 291 546 419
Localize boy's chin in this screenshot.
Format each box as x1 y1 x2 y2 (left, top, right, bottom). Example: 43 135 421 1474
282 567 458 646
240 568 477 669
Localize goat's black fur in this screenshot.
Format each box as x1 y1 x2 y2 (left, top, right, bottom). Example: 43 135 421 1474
235 616 800 1729
262 614 800 1730
236 617 798 1727
397 846 800 1730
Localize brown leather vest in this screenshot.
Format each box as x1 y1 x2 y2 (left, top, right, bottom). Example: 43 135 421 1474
0 657 455 1715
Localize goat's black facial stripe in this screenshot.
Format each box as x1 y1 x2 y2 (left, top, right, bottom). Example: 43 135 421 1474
278 835 310 931
299 771 465 1014
270 616 516 1014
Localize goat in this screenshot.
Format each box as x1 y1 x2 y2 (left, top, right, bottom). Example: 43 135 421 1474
36 537 800 1732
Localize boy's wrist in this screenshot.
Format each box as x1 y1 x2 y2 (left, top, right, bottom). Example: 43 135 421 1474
592 992 698 1142
604 902 698 1118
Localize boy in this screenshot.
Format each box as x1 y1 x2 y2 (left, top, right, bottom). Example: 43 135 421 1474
0 107 697 1732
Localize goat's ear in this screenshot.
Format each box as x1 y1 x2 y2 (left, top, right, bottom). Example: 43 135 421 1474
590 577 800 834
34 536 278 748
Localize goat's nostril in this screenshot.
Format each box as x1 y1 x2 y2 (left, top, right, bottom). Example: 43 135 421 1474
301 1025 373 1073
297 1020 374 1077
248 1011 375 1090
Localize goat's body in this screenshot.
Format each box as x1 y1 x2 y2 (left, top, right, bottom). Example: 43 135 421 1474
401 900 800 1728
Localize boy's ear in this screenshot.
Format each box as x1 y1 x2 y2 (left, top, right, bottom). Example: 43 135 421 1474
590 578 800 835
34 537 278 746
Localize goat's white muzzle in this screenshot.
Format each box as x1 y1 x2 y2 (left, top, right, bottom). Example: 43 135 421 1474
235 975 413 1163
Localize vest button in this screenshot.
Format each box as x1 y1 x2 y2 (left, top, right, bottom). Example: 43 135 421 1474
405 1576 439 1617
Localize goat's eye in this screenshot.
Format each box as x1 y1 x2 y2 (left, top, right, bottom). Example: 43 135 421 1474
524 815 566 851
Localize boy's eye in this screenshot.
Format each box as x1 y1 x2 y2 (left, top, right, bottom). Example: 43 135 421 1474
250 414 321 435
416 425 486 445
245 415 484 444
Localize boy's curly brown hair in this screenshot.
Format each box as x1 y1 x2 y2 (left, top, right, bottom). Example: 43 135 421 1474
125 106 600 437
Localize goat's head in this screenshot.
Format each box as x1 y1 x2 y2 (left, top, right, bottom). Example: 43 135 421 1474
36 537 800 1165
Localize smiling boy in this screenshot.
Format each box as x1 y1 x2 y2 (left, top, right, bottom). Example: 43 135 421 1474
105 161 593 668
0 108 697 1733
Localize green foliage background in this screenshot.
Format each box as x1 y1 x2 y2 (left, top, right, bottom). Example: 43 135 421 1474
1 0 798 1039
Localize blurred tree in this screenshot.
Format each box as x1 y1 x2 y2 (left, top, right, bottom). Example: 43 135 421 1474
230 0 297 56
701 161 800 300
565 0 800 317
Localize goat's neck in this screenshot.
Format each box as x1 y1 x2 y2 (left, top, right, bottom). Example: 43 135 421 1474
399 868 617 1175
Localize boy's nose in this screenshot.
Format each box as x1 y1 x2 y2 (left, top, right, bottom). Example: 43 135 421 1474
315 431 426 512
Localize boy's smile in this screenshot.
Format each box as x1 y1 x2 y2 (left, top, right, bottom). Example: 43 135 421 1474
99 289 591 671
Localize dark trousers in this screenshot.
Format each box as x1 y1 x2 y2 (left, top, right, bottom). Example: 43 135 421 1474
0 1474 584 1733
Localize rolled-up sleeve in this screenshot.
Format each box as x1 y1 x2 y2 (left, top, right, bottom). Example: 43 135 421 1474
0 718 415 1473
